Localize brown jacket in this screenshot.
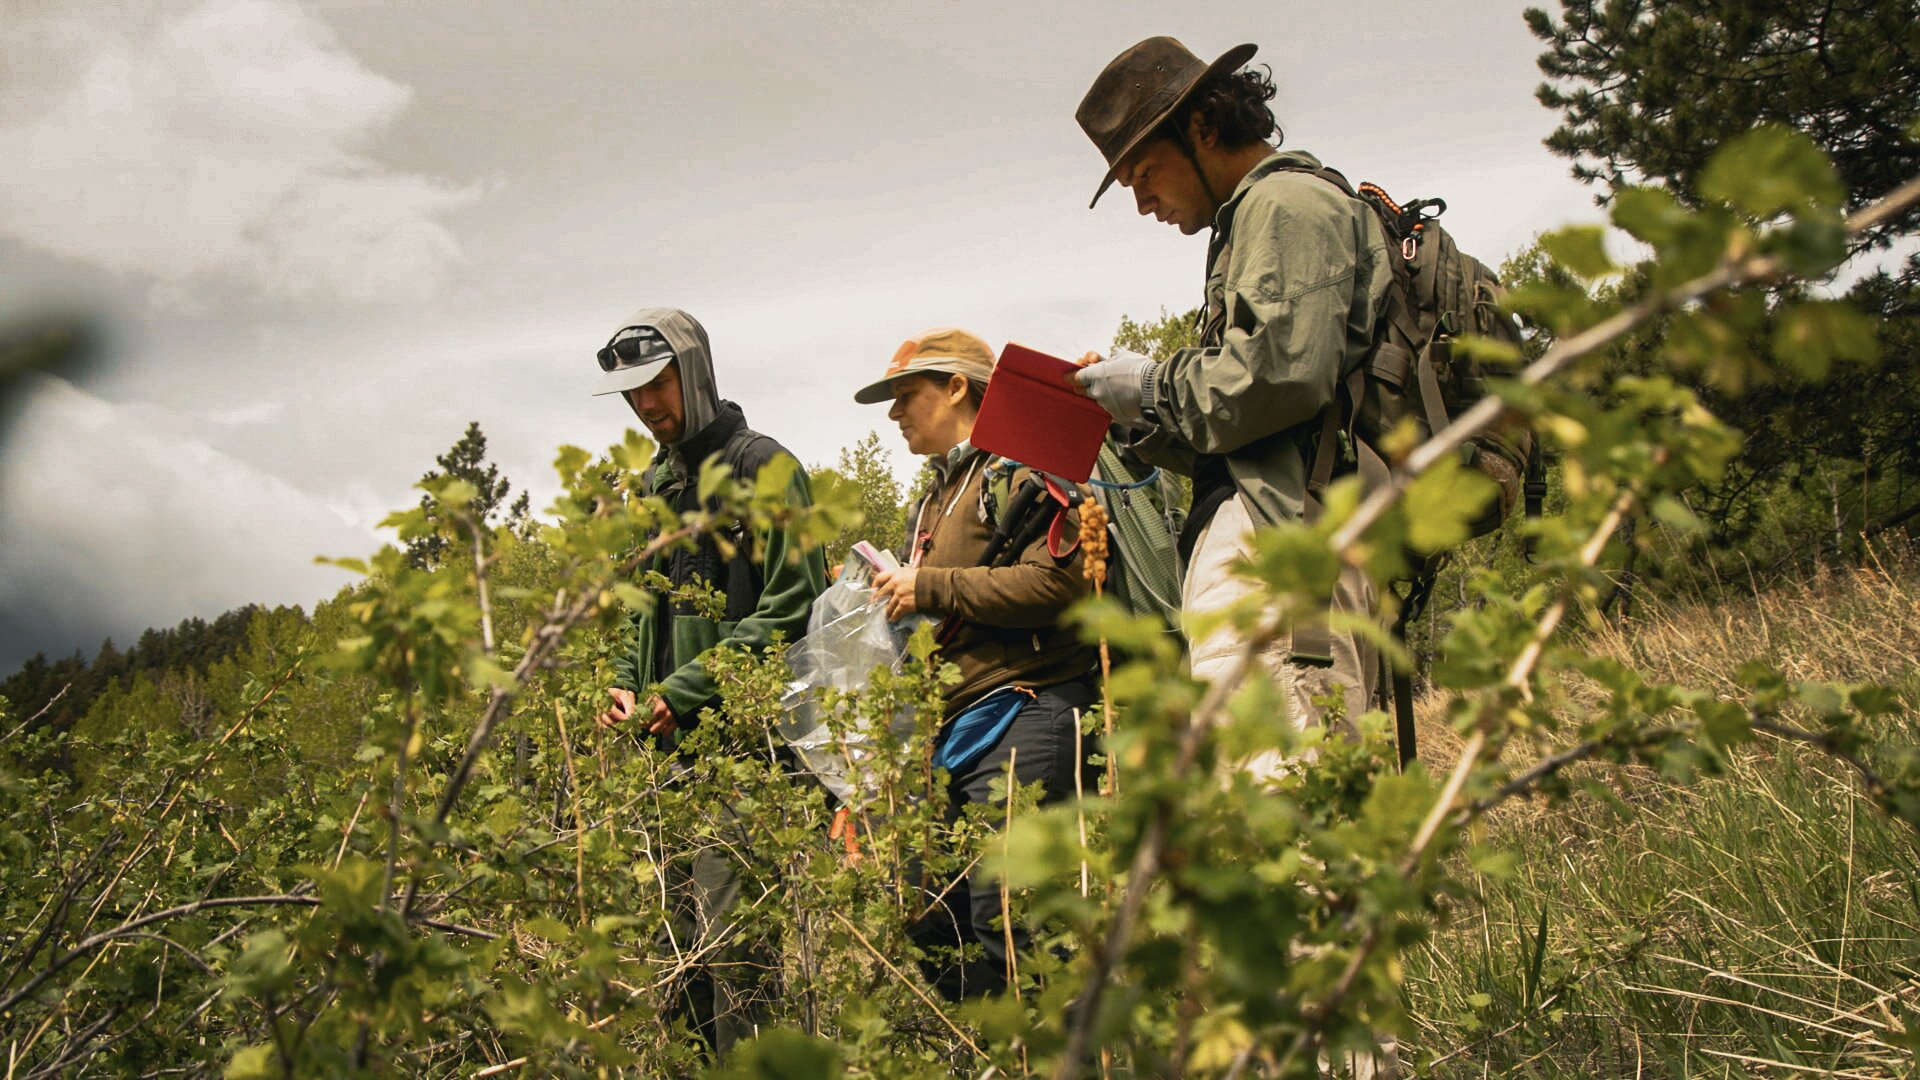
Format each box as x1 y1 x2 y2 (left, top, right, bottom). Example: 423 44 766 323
908 452 1095 715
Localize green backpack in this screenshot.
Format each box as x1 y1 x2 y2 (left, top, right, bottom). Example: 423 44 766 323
1089 442 1182 629
978 446 1182 631
1292 166 1535 537
1288 166 1544 767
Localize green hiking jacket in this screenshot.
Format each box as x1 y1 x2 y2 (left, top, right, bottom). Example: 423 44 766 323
1125 149 1391 530
608 404 828 725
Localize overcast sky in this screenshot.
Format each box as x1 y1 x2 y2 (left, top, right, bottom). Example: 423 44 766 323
0 0 1606 672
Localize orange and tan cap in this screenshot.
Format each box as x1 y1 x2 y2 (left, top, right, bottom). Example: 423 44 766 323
852 327 998 405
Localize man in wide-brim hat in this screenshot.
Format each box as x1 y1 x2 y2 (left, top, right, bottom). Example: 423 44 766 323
1069 38 1390 764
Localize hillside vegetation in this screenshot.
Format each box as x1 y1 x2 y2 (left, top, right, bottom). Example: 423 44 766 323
3 2 1920 1070
1409 557 1920 1075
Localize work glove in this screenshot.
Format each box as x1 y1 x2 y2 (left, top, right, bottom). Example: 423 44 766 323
1072 348 1159 430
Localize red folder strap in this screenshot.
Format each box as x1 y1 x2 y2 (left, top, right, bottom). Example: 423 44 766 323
1043 475 1080 559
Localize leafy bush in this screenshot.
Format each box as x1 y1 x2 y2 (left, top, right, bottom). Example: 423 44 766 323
0 128 1917 1079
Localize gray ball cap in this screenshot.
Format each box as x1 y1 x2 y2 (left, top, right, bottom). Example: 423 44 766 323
591 307 707 397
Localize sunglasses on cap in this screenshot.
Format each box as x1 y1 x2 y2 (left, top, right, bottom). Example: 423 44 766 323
596 326 675 371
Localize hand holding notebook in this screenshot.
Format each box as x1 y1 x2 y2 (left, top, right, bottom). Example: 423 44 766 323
970 343 1112 482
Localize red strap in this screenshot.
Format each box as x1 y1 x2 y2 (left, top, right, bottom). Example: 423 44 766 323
1042 475 1070 506
1047 507 1078 558
1041 477 1080 559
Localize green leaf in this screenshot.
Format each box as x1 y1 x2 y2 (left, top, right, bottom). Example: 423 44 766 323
1540 224 1615 280
225 930 294 999
224 1045 280 1080
1610 186 1689 248
465 654 516 692
1695 699 1752 749
552 444 592 480
1469 844 1518 880
522 916 572 943
1449 333 1523 368
1649 495 1705 537
1698 125 1845 218
611 582 654 612
1793 681 1846 720
1403 456 1496 554
709 1027 844 1079
697 455 733 503
431 477 479 509
1771 300 1880 382
1850 684 1903 718
753 452 799 501
960 994 1030 1043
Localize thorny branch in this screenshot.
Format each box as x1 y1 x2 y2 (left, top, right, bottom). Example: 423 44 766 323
0 893 500 1020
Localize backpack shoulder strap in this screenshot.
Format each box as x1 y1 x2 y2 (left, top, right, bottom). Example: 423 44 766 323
715 429 787 619
720 430 783 477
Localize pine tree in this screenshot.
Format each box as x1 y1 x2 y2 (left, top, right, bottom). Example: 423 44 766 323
811 431 906 569
405 421 533 569
1529 0 1920 244
1527 0 1920 563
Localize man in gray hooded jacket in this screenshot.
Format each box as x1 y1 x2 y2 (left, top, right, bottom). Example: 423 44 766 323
590 307 827 1051
592 307 827 735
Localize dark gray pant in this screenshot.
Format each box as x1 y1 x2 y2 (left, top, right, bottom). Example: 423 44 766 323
913 677 1098 1001
663 775 787 1055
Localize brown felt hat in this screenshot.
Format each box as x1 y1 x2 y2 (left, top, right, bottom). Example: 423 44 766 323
1075 36 1258 209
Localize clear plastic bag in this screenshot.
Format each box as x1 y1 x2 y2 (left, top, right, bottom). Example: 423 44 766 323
777 553 928 802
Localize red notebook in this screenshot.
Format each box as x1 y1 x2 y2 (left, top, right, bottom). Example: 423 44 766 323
971 343 1111 483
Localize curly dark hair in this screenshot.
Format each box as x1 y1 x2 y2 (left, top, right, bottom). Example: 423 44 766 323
1156 64 1282 151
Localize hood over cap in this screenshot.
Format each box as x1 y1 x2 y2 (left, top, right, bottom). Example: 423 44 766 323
593 307 721 445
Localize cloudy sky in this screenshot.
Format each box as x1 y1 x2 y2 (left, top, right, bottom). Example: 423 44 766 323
0 0 1605 671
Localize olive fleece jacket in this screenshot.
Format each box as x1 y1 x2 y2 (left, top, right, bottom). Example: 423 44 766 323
1123 149 1392 531
609 403 828 725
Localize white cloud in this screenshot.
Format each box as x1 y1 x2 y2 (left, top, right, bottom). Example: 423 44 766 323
0 374 379 667
0 0 482 306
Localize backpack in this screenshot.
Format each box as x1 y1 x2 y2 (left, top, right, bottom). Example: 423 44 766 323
975 448 1182 633
1292 167 1535 540
1088 442 1183 629
1289 167 1543 767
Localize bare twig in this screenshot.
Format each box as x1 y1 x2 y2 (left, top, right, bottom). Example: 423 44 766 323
554 701 590 922
1751 718 1920 840
468 512 497 655
1466 725 1688 817
423 524 697 838
827 909 985 1059
1054 615 1282 1078
0 684 68 745
1299 475 1646 1054
0 892 496 1019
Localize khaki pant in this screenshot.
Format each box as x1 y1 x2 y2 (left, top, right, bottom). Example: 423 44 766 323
1184 495 1379 778
1184 496 1398 1076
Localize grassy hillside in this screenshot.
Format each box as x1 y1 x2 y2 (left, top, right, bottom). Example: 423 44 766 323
1406 555 1920 1076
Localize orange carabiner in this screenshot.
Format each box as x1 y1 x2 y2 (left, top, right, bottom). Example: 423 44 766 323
829 807 864 864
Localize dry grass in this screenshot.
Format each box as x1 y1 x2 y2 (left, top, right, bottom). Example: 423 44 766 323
1410 546 1920 773
1402 551 1920 1078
